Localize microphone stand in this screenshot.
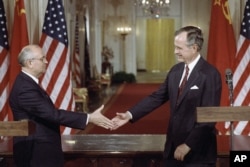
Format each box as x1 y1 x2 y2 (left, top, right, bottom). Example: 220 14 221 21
225 69 234 150
228 81 234 150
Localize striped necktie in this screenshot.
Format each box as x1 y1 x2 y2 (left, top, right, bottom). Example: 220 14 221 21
178 65 189 96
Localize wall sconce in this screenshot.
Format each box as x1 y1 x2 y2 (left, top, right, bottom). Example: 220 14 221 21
117 26 132 40
116 26 132 71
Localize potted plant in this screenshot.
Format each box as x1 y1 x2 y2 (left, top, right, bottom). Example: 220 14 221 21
101 46 114 75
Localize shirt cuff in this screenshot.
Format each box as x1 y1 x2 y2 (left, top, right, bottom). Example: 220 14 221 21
86 114 89 125
127 111 133 120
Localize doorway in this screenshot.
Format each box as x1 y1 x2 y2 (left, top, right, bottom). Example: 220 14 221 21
136 18 176 73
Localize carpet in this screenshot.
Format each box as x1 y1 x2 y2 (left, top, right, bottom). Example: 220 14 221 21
81 83 170 134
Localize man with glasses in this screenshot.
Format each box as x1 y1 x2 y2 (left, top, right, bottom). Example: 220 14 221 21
9 44 114 167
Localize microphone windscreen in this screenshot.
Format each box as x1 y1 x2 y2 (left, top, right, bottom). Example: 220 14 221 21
225 68 232 75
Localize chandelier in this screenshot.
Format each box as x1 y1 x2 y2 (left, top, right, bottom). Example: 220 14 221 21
135 0 170 18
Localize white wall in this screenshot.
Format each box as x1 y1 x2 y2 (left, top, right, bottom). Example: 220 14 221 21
87 0 245 75
2 0 245 76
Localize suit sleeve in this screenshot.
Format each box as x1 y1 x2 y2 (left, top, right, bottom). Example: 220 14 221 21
17 84 88 130
129 78 169 122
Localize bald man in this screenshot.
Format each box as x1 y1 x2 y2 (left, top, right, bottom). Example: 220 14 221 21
9 44 114 167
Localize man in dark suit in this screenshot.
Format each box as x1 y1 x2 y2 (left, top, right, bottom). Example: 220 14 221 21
9 44 114 167
112 26 222 167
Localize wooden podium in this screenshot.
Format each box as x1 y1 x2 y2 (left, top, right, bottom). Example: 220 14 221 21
196 106 250 150
0 120 35 136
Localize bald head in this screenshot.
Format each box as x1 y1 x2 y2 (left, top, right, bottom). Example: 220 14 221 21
18 45 42 67
18 45 48 78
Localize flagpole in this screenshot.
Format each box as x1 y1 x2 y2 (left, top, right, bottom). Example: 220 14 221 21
229 90 234 150
226 70 234 150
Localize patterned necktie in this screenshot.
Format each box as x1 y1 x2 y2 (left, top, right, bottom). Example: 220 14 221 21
178 65 189 96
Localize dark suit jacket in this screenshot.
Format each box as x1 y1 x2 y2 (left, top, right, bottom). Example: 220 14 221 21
9 72 88 167
129 57 222 164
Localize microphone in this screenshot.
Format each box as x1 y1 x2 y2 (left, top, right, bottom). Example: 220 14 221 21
225 68 233 90
225 68 234 106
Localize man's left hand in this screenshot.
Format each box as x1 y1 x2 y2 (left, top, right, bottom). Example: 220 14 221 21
174 143 191 161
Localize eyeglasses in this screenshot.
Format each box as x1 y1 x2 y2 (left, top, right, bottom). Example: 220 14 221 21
30 56 46 62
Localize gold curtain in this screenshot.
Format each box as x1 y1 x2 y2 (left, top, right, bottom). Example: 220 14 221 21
146 19 175 72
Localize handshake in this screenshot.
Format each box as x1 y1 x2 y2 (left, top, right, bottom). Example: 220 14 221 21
88 105 131 130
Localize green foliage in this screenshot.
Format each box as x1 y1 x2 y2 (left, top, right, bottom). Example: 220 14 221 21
111 71 136 84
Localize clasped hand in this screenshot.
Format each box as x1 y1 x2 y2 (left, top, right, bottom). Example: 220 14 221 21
111 111 131 130
88 105 115 130
88 106 131 130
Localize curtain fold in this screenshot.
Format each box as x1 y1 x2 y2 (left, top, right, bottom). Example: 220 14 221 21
146 18 175 72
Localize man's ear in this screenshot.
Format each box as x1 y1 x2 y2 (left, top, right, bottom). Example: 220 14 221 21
192 44 198 52
25 59 33 68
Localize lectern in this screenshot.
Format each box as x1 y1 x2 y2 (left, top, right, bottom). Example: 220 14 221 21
196 106 250 150
0 120 35 136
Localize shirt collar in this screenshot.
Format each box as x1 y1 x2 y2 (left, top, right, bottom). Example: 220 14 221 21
22 70 39 84
187 54 201 73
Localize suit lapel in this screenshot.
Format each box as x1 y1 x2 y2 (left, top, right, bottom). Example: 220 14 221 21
176 57 205 106
21 72 43 92
21 72 53 104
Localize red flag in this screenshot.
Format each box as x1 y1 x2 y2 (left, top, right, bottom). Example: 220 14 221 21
39 0 75 134
9 0 29 90
0 0 10 121
73 14 81 87
230 0 250 135
207 0 236 135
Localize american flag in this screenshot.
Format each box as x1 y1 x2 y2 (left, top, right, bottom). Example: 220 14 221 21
229 0 250 135
39 0 75 134
0 0 9 121
73 14 81 87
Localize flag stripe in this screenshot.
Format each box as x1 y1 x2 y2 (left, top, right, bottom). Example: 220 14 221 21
74 52 81 86
60 83 74 110
73 14 81 87
0 0 10 122
0 49 9 84
232 0 250 135
40 36 57 89
235 37 249 64
53 49 71 109
0 89 8 119
47 44 66 93
242 122 250 135
234 121 247 134
40 0 75 134
41 37 72 109
234 65 250 102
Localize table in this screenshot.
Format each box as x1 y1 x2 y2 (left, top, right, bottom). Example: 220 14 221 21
0 134 230 167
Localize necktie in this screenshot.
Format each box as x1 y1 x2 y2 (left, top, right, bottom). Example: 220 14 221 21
178 65 189 96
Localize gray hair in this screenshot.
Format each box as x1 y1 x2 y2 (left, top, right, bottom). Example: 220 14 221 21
175 26 204 52
18 45 40 66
